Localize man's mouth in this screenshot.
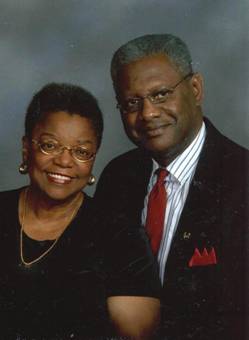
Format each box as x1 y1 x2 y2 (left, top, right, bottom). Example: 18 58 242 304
143 124 170 137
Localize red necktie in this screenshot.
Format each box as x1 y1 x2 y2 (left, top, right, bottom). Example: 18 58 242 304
145 168 168 255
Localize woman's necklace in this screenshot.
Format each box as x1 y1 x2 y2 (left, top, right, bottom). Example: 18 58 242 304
20 187 82 266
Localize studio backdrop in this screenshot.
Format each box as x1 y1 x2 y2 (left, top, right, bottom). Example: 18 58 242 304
0 0 248 194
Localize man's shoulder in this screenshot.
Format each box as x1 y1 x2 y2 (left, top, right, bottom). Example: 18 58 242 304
200 119 249 203
204 118 249 166
101 147 151 174
107 147 148 164
216 128 248 155
96 148 151 199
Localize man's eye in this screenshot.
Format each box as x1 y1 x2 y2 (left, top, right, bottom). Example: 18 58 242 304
126 98 140 107
152 89 171 102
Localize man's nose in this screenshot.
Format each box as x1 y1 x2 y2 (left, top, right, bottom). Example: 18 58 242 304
139 98 160 121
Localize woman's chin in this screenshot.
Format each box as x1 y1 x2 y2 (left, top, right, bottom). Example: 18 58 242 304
30 185 82 204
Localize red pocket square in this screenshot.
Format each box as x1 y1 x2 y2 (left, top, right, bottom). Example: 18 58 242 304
188 247 217 267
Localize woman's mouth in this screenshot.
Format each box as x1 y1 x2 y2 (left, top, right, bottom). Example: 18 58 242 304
46 172 75 184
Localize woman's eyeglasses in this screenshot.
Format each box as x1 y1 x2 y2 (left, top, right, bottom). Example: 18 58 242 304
31 139 96 163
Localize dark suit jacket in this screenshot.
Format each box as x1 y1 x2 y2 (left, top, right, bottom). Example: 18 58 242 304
95 118 249 340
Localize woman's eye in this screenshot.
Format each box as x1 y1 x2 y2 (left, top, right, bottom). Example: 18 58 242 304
75 148 91 157
41 142 57 151
74 147 94 160
76 148 87 155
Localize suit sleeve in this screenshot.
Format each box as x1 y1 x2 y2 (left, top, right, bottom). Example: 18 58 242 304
93 157 161 299
103 223 161 298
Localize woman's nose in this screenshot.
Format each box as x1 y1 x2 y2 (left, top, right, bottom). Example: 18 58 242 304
53 148 74 167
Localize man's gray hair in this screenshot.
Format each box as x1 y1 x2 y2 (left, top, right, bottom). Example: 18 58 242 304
111 34 193 89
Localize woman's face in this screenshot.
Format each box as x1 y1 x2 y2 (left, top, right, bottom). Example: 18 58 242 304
23 111 98 201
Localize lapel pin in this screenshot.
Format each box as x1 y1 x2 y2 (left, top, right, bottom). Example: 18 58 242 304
183 232 191 240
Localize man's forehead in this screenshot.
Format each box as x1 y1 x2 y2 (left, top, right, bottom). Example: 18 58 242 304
116 54 180 93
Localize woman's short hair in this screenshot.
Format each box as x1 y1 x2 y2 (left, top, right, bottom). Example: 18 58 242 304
111 34 193 90
25 83 104 149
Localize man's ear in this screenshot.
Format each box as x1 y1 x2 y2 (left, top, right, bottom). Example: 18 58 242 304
191 72 204 106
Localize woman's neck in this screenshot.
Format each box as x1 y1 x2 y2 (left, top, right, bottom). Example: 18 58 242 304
19 186 84 241
28 186 83 220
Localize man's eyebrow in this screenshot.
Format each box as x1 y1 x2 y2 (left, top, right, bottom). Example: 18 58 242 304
152 84 173 91
125 86 171 100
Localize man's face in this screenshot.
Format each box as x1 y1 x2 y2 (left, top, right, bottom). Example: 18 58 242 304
116 54 203 164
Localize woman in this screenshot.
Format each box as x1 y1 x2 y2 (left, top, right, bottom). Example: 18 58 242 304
0 83 160 339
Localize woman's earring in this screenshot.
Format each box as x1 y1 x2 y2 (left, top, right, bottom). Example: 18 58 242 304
88 174 96 185
19 162 28 175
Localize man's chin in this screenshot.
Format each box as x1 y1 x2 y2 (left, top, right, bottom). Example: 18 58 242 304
127 134 175 159
142 137 168 153
138 139 179 165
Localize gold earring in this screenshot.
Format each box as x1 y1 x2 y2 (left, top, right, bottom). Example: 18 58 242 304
149 111 158 118
19 162 28 175
88 175 96 185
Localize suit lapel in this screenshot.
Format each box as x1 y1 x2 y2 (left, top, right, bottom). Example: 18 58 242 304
164 120 224 278
129 150 153 222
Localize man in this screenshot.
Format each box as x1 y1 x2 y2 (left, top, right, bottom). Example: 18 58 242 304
95 34 249 339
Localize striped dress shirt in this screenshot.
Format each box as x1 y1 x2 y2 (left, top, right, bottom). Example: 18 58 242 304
141 122 206 282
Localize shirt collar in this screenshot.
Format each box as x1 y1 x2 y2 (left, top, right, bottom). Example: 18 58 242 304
152 121 206 184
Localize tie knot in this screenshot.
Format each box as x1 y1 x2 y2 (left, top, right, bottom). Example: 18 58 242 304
155 168 168 184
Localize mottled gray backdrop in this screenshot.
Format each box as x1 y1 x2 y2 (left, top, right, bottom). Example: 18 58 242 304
0 0 248 195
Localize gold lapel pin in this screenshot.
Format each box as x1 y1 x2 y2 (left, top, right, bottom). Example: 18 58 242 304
183 232 191 240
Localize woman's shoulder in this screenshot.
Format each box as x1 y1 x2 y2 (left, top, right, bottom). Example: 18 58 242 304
82 192 93 205
0 188 22 231
0 187 23 208
68 192 94 237
77 192 94 219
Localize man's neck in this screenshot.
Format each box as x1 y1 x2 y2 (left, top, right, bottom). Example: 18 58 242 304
153 121 204 167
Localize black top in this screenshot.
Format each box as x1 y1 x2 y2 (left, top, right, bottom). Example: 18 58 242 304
0 188 160 339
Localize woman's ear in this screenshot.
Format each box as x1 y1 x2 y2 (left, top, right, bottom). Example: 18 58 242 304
22 136 29 163
19 136 30 175
191 72 204 106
